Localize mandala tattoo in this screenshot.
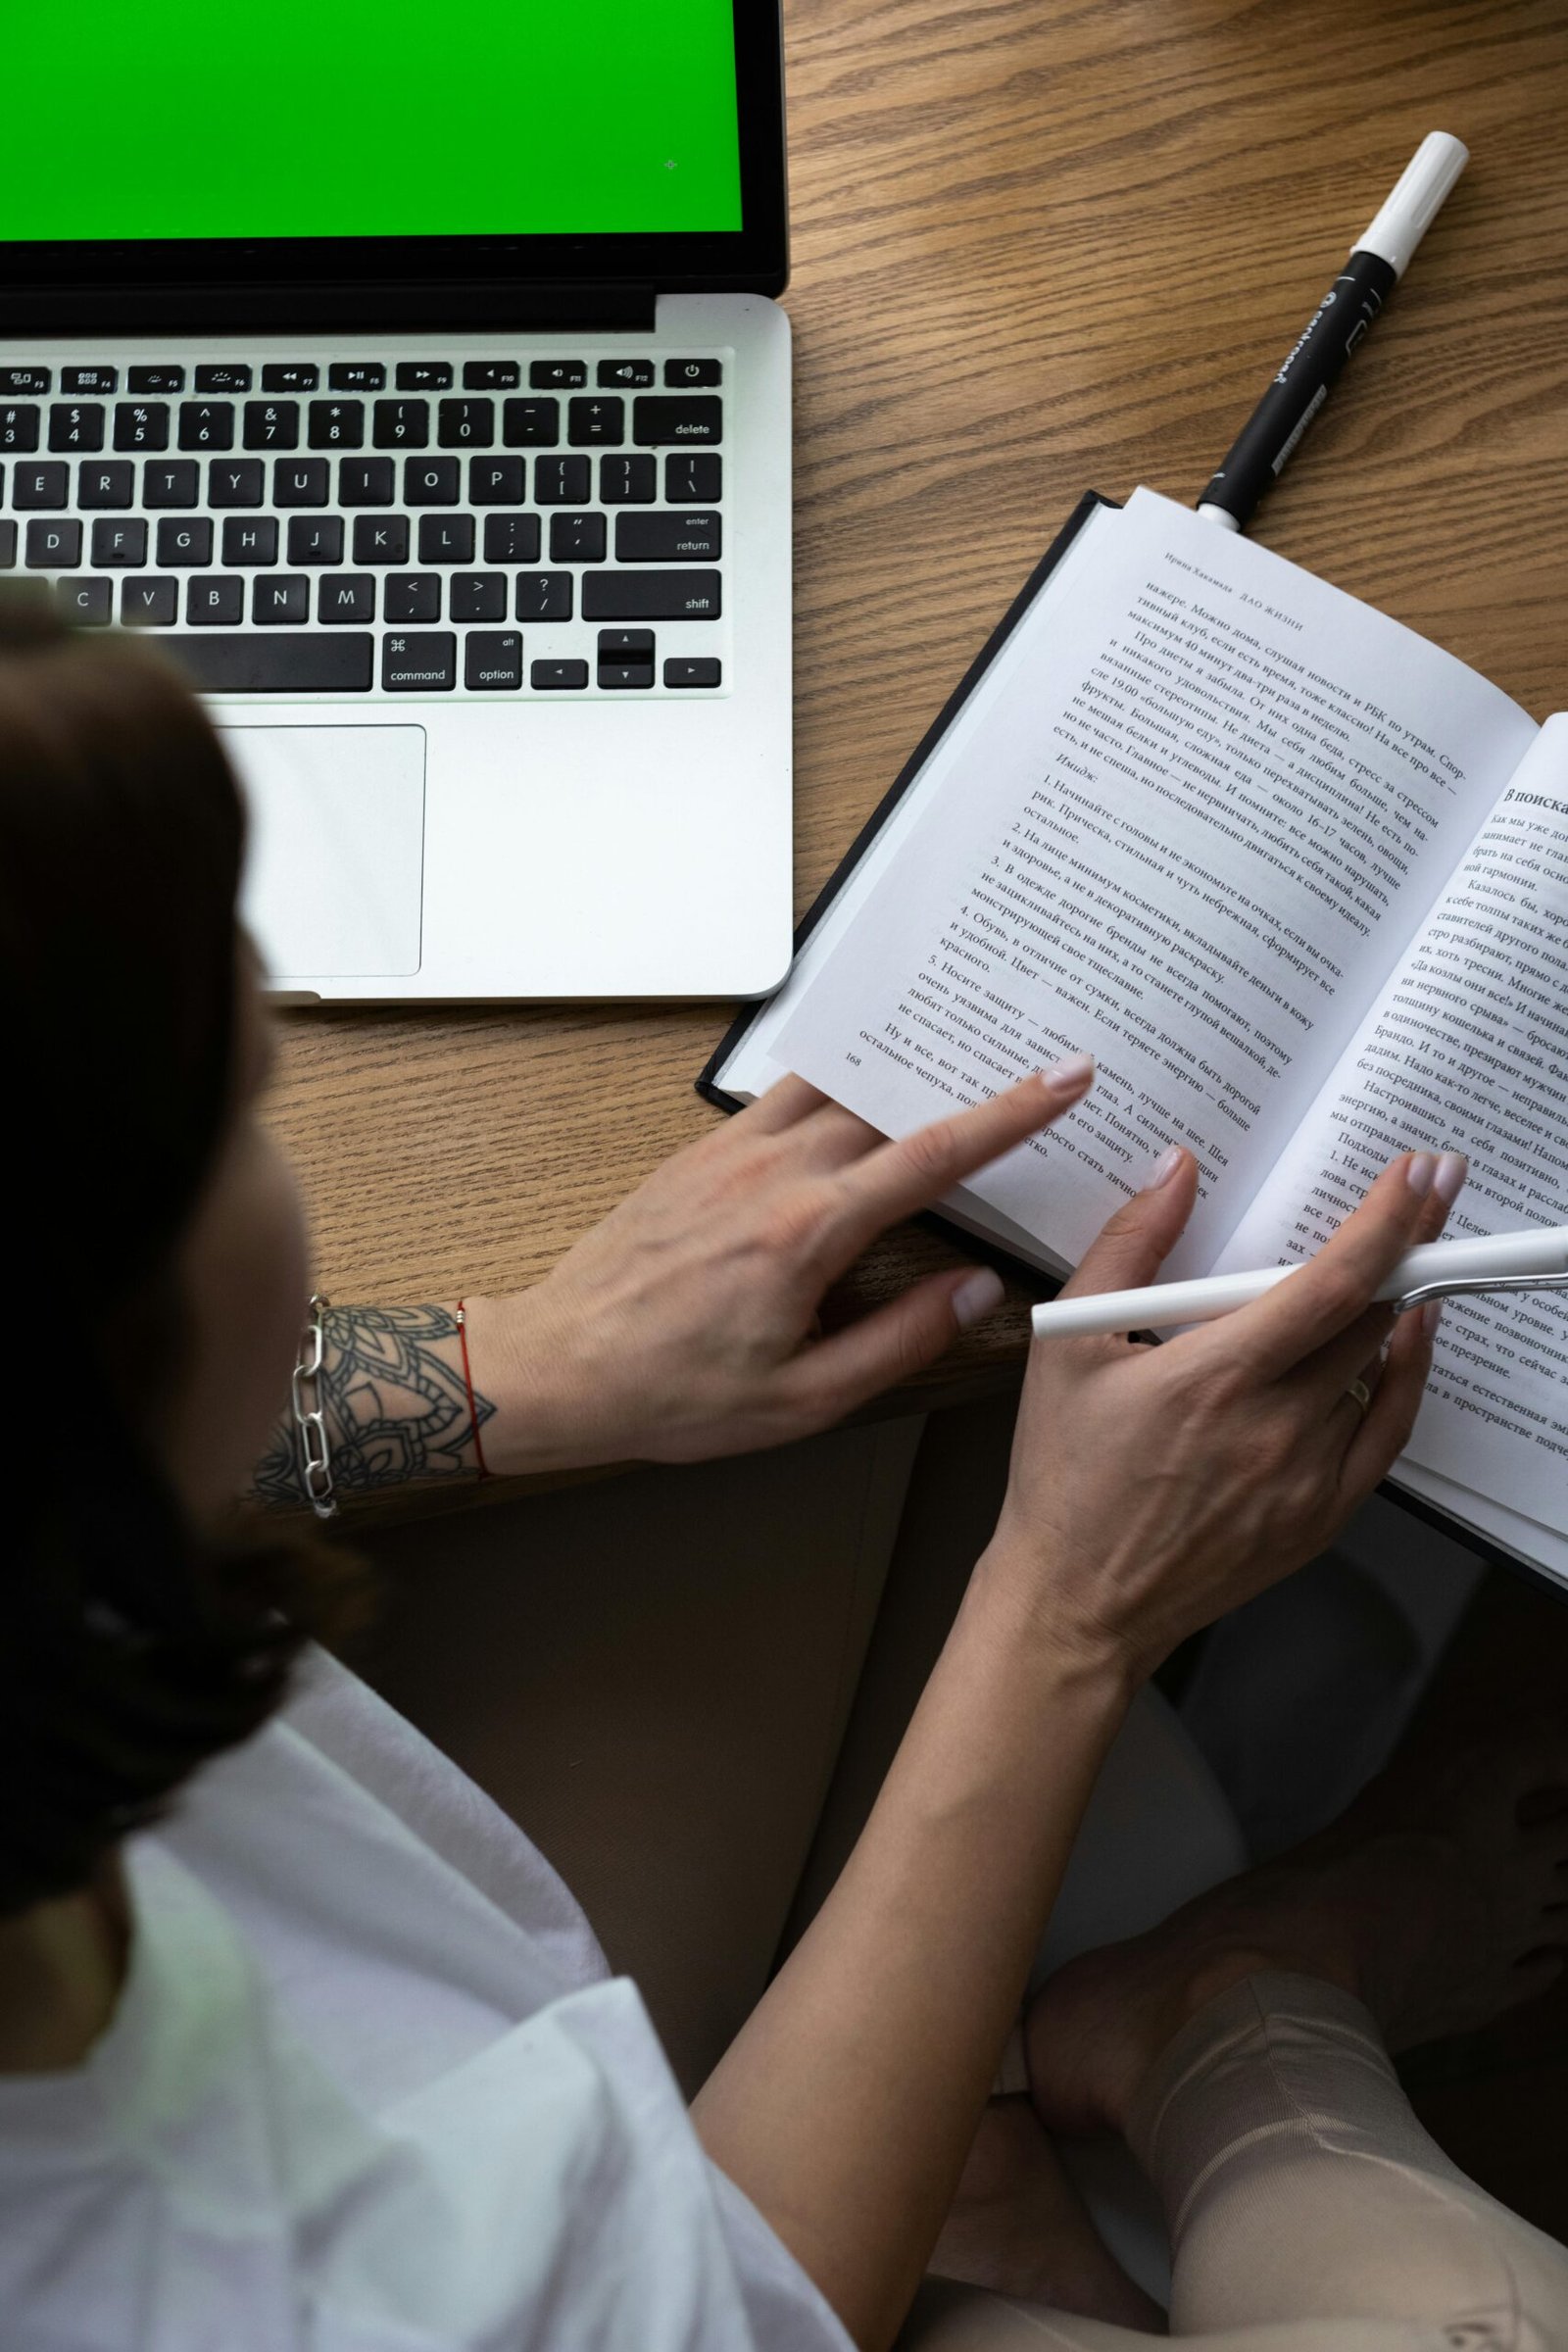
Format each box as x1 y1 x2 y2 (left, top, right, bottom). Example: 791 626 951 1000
252 1304 496 1508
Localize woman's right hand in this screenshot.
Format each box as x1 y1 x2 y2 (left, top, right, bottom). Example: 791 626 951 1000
980 1145 1466 1682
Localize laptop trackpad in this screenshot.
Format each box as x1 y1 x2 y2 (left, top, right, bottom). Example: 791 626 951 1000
225 724 425 979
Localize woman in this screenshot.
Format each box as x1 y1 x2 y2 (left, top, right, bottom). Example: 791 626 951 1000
1 595 1565 2351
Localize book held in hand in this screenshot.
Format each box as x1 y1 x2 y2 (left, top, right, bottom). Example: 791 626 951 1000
703 489 1568 1586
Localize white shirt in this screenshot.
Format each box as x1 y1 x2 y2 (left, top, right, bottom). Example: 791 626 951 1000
0 1649 851 2351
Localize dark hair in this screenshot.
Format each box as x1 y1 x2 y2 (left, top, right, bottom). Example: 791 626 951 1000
0 593 336 1916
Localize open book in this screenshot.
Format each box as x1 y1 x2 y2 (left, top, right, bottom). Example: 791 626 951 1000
706 489 1568 1586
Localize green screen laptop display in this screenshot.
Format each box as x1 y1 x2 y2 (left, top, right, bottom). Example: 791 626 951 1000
6 0 743 243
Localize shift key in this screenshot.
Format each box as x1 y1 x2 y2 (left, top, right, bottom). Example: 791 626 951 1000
582 568 721 621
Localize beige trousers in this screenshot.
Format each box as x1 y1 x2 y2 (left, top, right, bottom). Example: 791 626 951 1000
350 1403 1568 2352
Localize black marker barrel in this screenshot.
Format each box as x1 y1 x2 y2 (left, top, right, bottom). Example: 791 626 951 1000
1199 249 1396 527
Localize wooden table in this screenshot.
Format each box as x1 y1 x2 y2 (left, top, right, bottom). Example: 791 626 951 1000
267 0 1568 1465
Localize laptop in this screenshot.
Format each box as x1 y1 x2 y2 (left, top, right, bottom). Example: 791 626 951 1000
0 4 793 1003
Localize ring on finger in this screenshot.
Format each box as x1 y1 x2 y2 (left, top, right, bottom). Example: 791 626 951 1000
1343 1375 1373 1418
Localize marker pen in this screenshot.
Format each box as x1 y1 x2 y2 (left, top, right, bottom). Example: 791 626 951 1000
1198 131 1468 532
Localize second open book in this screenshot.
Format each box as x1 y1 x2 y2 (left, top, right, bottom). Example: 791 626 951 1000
707 489 1568 1583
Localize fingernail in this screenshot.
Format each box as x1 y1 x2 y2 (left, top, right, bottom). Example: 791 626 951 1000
1433 1152 1468 1206
1422 1298 1445 1339
1406 1152 1438 1197
1041 1052 1095 1096
953 1267 1005 1330
1147 1144 1185 1190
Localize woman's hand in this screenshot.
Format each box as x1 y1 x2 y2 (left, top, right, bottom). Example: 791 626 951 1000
466 1059 1096 1474
979 1144 1465 1682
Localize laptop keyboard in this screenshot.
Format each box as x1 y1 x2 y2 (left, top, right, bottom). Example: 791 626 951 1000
0 353 728 696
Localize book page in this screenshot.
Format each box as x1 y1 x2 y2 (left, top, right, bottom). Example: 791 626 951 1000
775 489 1537 1279
1212 716 1568 1535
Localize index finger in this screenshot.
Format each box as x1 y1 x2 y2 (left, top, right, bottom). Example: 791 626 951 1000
1210 1150 1465 1381
827 1055 1096 1249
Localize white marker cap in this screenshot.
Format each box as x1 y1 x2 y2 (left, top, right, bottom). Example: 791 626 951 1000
1354 131 1468 278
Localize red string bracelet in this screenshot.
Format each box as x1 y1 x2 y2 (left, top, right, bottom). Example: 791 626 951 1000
455 1300 490 1480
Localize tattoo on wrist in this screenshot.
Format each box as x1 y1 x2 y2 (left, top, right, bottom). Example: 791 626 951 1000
252 1304 496 1507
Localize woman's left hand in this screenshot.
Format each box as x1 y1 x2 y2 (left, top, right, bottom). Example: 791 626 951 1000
465 1061 1094 1473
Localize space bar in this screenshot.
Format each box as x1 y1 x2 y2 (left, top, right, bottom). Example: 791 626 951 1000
174 634 374 694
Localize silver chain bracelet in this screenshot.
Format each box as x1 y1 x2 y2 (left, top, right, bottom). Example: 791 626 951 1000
290 1293 339 1521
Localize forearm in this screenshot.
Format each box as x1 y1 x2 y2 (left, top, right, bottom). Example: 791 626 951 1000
692 1549 1132 2352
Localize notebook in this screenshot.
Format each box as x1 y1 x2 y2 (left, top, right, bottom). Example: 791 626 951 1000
701 488 1568 1591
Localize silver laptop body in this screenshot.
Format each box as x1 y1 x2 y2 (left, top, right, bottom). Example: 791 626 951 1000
0 10 792 1003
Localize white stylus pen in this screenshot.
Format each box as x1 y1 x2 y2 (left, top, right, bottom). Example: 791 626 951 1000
1029 1225 1568 1342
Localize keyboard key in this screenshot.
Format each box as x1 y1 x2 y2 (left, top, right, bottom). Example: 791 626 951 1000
599 661 654 690
373 399 429 448
1 406 41 452
91 517 148 565
383 631 456 690
438 398 493 447
601 454 656 504
287 515 345 564
463 361 519 390
533 455 590 504
406 457 460 505
567 396 623 446
549 511 606 564
663 656 721 688
209 459 265 508
13 463 69 509
25 517 81 567
309 400 364 449
465 629 522 689
598 358 655 388
581 569 720 620
175 633 373 692
0 520 13 567
126 366 184 393
450 571 506 621
329 363 385 391
417 514 474 564
178 402 235 451
221 516 279 565
470 455 524 505
188 576 245 624
515 570 572 622
352 514 411 564
664 452 722 501
0 368 49 396
395 362 451 391
57 577 112 625
633 396 721 446
664 358 722 386
195 364 252 393
273 458 330 507
318 574 376 623
114 402 169 451
385 572 441 621
615 510 720 562
122 577 178 626
49 404 106 452
530 361 585 389
261 364 318 392
531 658 587 688
597 629 654 658
62 367 118 395
254 574 311 624
156 516 213 565
339 456 395 505
482 513 540 564
143 460 200 508
502 398 559 446
243 401 300 450
78 461 135 510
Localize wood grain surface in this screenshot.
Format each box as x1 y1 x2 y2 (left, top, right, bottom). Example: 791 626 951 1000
266 0 1568 1476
